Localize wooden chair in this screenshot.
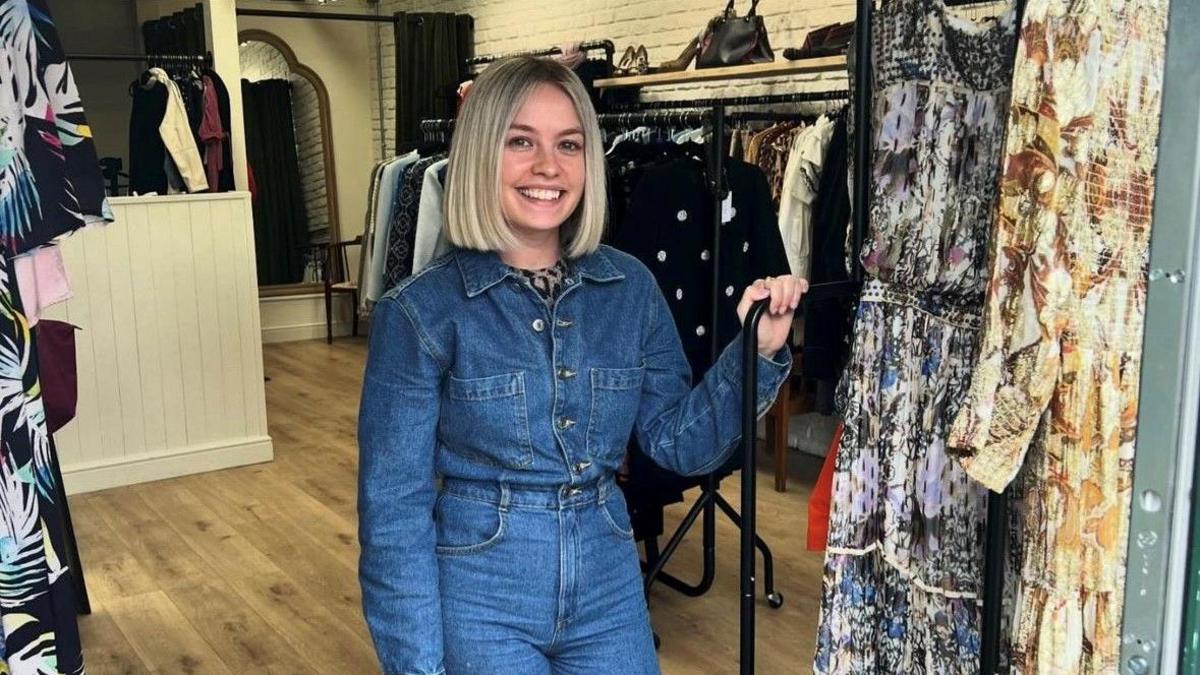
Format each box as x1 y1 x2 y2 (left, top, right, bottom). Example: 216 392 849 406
322 236 361 344
763 349 815 492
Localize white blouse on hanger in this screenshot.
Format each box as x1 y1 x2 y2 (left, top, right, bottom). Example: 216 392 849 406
778 114 835 280
146 68 207 193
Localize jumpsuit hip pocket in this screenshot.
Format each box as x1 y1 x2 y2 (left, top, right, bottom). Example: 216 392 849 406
600 492 636 540
434 491 507 556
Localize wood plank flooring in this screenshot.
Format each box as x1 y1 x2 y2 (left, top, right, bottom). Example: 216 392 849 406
72 338 826 674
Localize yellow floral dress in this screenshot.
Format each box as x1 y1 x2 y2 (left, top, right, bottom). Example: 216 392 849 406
947 0 1169 672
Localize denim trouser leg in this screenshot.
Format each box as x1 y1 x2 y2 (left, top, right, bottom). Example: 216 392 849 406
437 480 660 675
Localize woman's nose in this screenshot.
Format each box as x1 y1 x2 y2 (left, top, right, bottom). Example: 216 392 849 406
532 146 560 177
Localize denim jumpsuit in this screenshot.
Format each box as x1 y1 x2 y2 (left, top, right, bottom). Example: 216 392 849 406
357 245 791 675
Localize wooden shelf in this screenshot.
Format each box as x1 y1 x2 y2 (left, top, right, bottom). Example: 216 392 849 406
593 56 846 89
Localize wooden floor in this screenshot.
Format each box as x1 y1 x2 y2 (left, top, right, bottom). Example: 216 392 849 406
72 338 826 674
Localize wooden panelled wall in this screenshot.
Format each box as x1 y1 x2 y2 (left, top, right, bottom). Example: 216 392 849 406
44 194 273 494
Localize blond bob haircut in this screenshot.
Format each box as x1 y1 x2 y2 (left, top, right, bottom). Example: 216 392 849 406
444 56 606 259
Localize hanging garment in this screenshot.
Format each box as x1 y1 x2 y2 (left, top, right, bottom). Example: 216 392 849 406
35 320 79 435
814 1 1018 673
803 113 854 411
808 423 842 551
130 77 170 196
778 114 835 280
383 154 443 291
0 3 114 670
242 78 309 285
945 1 1169 672
759 123 802 207
202 68 235 192
393 13 475 152
411 158 451 276
364 153 420 305
0 258 84 675
199 75 226 193
12 245 72 327
1 31 110 251
613 156 791 541
147 68 208 193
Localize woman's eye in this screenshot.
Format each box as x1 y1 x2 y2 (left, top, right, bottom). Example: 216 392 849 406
507 136 532 148
559 140 583 153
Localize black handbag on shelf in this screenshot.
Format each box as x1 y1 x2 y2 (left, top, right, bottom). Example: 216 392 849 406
696 0 775 69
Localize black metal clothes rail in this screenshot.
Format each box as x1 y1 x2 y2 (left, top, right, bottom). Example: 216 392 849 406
610 89 851 112
234 8 399 23
465 39 616 69
65 52 213 65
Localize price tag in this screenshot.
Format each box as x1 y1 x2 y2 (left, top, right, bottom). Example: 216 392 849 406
721 191 736 224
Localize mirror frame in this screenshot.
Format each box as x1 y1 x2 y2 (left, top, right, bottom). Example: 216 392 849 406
238 28 342 298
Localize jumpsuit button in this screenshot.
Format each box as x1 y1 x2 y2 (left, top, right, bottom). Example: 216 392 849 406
557 367 577 380
573 461 592 473
556 318 574 328
557 417 576 430
532 318 546 332
700 250 711 261
568 487 583 496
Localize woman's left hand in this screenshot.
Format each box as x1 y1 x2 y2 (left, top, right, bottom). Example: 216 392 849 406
736 275 808 356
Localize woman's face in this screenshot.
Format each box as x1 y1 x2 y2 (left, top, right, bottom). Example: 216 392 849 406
500 83 586 243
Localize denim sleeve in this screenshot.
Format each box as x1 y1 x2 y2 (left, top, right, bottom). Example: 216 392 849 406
634 286 792 477
358 296 447 675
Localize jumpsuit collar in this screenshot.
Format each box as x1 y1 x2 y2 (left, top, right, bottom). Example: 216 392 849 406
455 246 625 298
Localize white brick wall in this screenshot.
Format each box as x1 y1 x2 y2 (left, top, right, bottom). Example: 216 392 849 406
239 40 331 240
290 75 330 239
239 41 289 81
368 0 861 159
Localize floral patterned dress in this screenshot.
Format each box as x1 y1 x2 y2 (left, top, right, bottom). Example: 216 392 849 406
815 0 1017 672
947 1 1169 672
0 1 113 672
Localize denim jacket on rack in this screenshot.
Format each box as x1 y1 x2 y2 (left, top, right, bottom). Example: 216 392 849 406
357 244 791 674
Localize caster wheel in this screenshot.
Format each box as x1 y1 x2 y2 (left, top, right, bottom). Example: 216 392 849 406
767 592 784 609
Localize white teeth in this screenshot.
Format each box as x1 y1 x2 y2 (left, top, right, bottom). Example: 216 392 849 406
518 188 562 201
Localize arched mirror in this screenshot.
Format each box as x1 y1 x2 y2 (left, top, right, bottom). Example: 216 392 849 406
237 30 340 295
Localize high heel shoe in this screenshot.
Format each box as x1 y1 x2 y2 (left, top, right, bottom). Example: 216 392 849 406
653 36 700 72
615 45 637 75
634 45 650 75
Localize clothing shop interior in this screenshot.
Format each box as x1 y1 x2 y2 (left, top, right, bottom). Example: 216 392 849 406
11 0 1200 673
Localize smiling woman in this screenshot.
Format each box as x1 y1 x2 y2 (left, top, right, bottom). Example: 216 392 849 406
356 55 803 675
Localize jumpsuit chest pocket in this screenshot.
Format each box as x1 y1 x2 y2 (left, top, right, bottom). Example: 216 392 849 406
586 366 645 461
441 371 534 469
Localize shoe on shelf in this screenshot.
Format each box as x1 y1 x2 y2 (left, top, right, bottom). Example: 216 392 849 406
615 45 637 75
634 45 650 75
652 36 700 72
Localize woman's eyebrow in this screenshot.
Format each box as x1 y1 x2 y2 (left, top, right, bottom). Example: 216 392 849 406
507 123 583 137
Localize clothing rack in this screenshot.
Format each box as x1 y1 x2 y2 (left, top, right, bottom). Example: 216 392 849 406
595 82 857 673
465 39 615 69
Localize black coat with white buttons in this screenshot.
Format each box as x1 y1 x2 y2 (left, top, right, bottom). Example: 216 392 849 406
613 157 791 381
611 157 791 533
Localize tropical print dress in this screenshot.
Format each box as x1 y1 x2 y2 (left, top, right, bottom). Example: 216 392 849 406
0 1 113 672
947 1 1169 672
814 0 1017 672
